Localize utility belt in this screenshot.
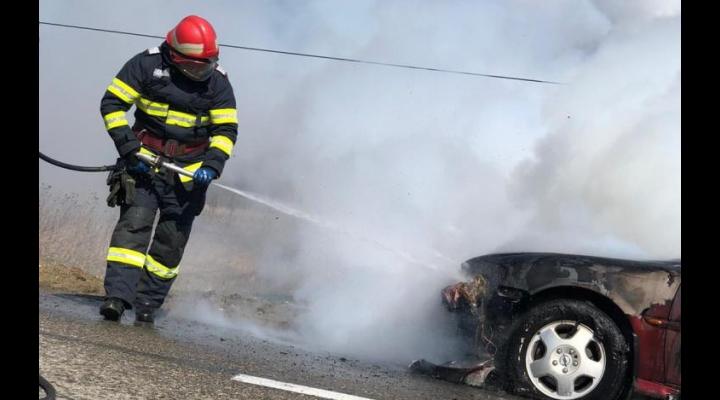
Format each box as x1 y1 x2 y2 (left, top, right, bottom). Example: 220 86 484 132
134 128 208 158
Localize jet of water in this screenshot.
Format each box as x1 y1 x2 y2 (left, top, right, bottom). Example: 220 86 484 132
212 182 456 270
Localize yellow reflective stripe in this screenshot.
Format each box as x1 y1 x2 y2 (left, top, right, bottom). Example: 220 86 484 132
103 111 129 130
179 161 204 183
209 135 234 157
107 78 139 104
144 254 179 279
136 97 169 117
135 97 212 128
106 247 146 268
209 108 238 124
165 111 210 128
138 147 156 156
113 78 139 98
166 110 198 128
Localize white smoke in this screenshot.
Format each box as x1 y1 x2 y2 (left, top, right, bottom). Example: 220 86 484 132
40 0 680 364
505 2 681 259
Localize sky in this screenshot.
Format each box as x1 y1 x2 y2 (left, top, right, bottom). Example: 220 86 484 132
39 0 680 363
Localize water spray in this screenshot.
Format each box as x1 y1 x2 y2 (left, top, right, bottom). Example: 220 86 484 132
136 152 454 270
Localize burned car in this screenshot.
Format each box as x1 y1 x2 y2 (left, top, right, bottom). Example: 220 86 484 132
426 253 681 400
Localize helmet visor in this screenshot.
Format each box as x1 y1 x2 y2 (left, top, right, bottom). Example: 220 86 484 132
169 48 217 81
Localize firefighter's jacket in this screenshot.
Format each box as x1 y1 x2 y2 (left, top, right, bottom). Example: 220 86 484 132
100 42 238 178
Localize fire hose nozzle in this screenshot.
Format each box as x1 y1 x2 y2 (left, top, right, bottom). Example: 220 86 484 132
135 152 158 166
135 152 196 179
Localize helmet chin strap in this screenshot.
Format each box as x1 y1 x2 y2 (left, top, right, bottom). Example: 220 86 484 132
175 64 213 82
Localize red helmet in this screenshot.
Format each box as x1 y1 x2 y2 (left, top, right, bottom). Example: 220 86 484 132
166 15 219 81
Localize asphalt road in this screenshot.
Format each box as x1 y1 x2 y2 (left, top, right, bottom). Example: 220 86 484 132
39 291 523 400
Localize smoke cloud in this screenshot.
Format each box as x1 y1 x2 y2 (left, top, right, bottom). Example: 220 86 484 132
40 0 680 364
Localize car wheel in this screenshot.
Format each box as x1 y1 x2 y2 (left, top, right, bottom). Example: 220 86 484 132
502 299 630 400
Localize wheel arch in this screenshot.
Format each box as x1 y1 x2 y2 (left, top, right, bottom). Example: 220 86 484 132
523 286 634 348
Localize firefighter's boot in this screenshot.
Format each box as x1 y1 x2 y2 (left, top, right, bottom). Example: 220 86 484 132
100 297 126 321
134 301 156 325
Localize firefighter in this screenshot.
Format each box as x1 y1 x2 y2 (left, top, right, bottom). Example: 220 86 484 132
99 15 237 324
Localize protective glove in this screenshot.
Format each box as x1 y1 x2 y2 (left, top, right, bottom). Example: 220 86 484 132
193 166 217 186
125 154 150 175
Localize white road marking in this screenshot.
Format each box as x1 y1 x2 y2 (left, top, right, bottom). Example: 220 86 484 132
231 373 376 400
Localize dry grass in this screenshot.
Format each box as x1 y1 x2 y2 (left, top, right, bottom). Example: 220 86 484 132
39 183 292 296
39 260 104 294
39 184 117 277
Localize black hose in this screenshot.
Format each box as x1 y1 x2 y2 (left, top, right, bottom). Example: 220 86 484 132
39 374 56 400
40 151 117 172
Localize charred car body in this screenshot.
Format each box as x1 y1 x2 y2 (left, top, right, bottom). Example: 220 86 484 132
434 253 680 400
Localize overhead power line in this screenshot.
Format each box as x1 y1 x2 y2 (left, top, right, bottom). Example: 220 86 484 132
39 21 562 85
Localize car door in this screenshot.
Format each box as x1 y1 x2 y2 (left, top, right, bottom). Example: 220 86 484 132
664 285 681 386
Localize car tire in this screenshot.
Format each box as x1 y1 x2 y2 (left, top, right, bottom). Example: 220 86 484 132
500 299 630 400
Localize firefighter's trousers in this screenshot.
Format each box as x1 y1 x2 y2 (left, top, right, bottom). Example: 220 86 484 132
103 171 207 310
